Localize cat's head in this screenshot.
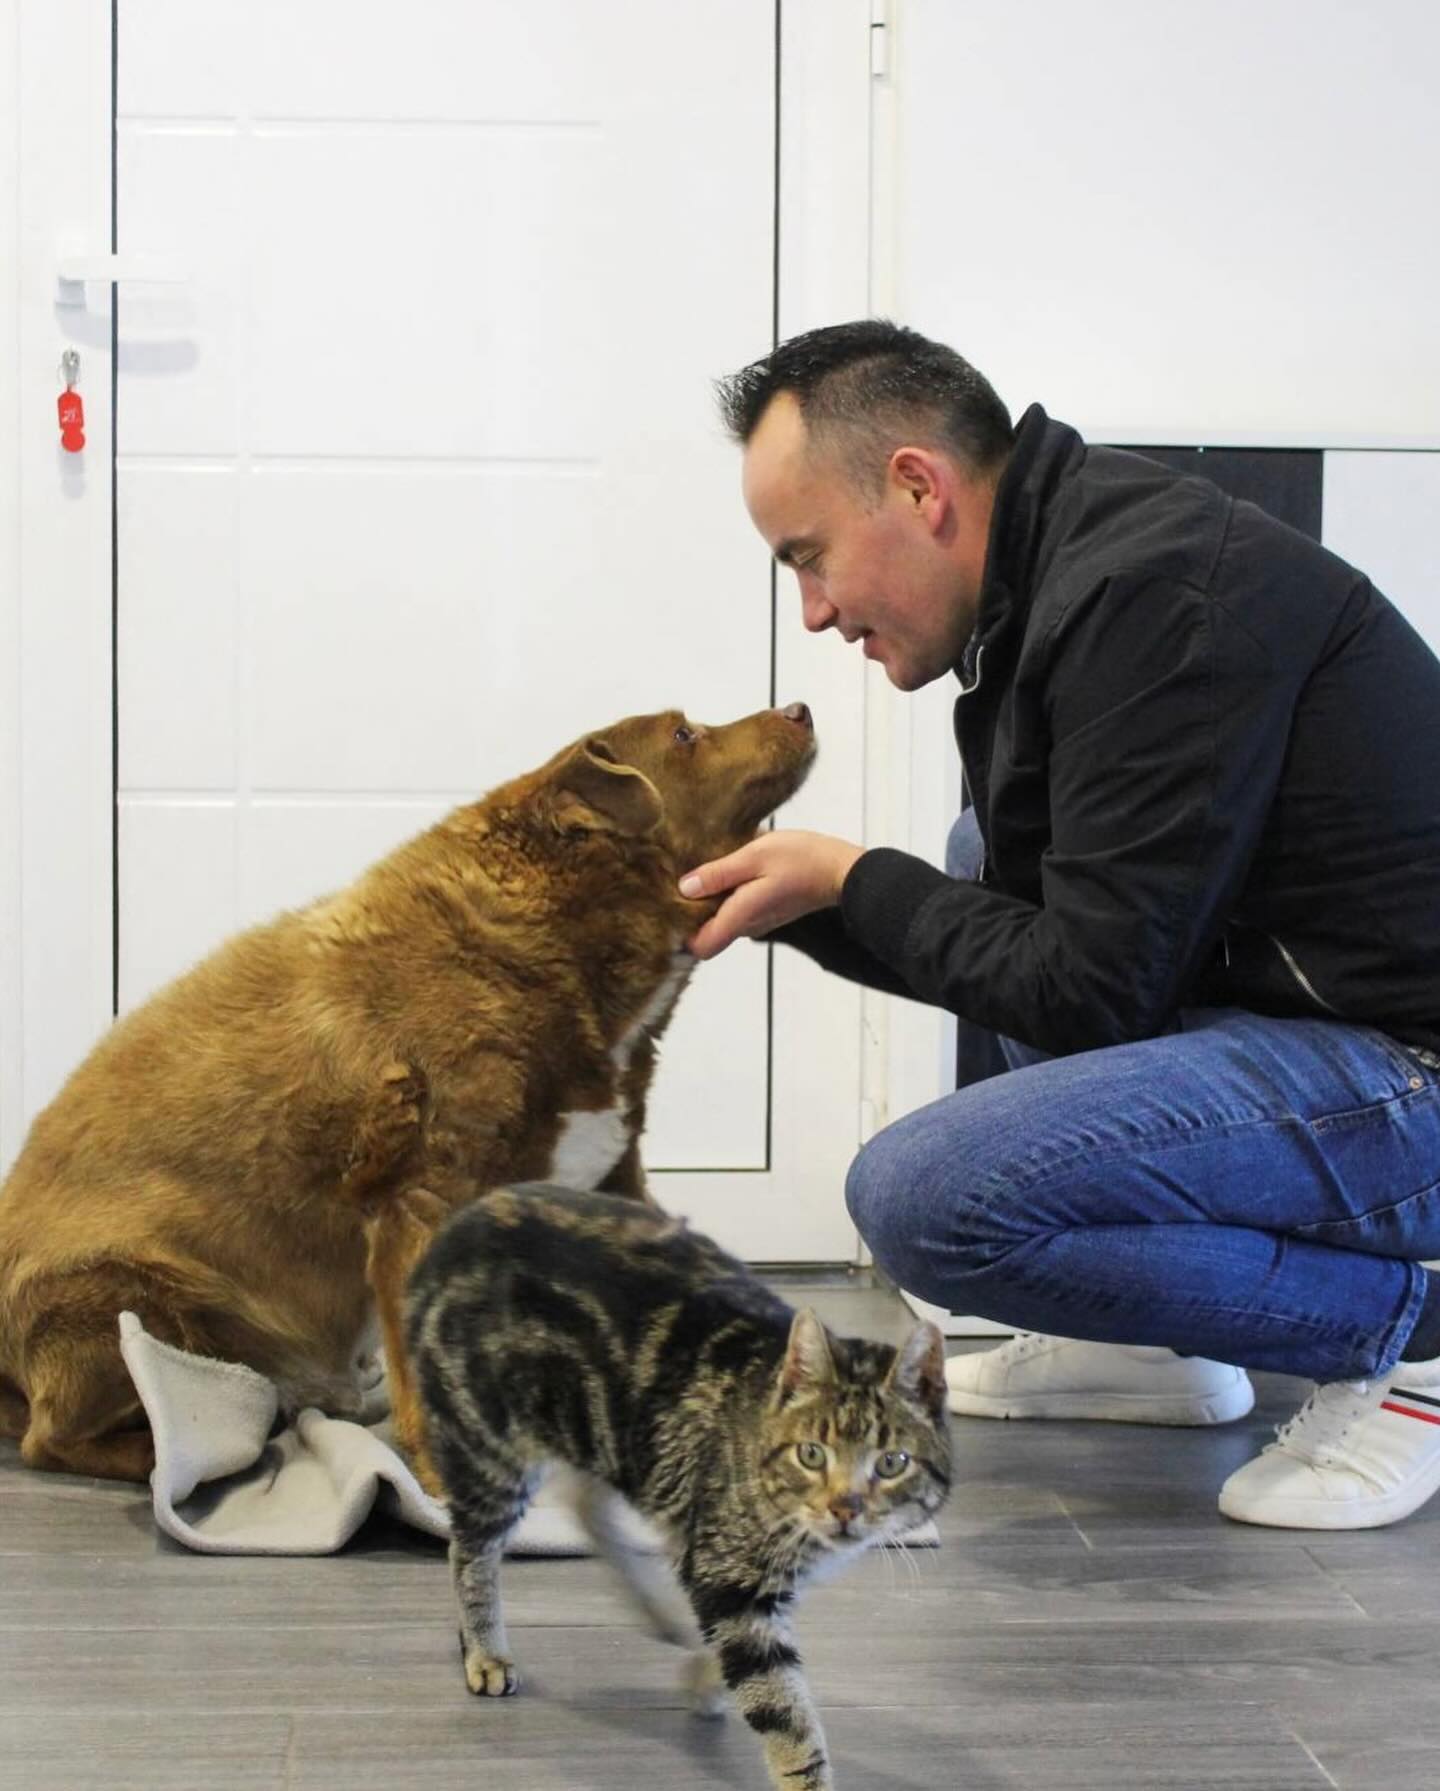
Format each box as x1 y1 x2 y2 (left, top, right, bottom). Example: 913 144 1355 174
757 1308 951 1555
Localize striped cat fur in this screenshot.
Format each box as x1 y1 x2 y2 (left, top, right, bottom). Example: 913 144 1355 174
407 1182 952 1791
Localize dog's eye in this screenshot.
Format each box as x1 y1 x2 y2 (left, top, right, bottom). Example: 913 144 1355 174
673 725 697 745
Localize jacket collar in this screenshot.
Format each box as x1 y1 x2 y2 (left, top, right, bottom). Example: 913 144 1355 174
958 403 1086 678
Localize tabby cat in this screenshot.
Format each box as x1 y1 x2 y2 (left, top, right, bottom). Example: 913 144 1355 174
407 1182 952 1791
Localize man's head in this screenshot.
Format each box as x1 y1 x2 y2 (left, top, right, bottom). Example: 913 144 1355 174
717 320 1012 691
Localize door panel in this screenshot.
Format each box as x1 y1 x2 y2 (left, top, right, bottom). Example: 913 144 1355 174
112 0 862 1249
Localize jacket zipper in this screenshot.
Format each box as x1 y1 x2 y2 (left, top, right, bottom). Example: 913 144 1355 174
957 643 988 882
1266 930 1342 1016
1267 930 1439 1075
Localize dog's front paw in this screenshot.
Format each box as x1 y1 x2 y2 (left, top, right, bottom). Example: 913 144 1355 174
683 1650 727 1719
460 1634 520 1697
277 1374 369 1422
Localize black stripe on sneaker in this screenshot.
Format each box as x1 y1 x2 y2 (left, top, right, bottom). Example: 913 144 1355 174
1389 1386 1440 1410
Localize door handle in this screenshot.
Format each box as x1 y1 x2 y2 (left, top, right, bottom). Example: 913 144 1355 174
56 251 189 306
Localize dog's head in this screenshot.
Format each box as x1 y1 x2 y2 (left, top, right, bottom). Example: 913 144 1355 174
540 702 816 874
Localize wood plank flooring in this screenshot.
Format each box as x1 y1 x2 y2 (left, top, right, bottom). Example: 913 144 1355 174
3 1277 1436 1789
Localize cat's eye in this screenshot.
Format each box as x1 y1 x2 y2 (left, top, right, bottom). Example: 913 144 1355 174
795 1441 827 1471
873 1450 911 1479
673 724 697 745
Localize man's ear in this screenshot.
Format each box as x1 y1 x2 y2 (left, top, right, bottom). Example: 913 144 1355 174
889 445 948 533
550 738 663 837
884 1319 948 1421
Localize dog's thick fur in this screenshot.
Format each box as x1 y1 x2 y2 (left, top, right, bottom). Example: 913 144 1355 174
0 704 815 1484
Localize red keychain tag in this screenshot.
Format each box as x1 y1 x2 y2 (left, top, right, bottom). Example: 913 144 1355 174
58 387 85 453
58 350 85 453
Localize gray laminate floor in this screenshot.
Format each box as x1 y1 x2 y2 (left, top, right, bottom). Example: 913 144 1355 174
3 1277 1437 1790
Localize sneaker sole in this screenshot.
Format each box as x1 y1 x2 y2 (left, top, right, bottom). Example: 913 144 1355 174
946 1378 1256 1427
1218 1453 1440 1530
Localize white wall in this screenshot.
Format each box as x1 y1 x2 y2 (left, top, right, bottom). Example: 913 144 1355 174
891 0 1440 447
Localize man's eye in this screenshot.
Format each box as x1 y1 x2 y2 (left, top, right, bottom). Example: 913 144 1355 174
673 725 697 745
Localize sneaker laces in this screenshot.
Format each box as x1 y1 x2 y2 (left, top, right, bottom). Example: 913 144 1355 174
992 1331 1047 1363
1269 1377 1383 1468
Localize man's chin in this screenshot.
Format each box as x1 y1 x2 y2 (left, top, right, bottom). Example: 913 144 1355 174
885 657 940 694
861 637 947 693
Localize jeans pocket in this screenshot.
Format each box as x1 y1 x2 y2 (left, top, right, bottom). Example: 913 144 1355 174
1304 1027 1431 1135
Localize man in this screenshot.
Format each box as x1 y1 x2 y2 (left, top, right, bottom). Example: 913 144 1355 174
680 319 1440 1531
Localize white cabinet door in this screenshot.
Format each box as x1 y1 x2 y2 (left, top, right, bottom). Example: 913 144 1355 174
1323 453 1440 656
20 0 869 1259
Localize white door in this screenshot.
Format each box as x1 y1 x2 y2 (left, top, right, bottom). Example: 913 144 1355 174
14 0 878 1261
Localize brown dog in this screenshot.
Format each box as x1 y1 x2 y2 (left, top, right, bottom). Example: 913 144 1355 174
0 703 816 1484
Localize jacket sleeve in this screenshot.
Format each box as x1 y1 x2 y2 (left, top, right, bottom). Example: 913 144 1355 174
838 575 1297 1054
765 911 922 1001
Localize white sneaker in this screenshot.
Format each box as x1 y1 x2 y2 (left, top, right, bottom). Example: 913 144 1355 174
945 1332 1254 1425
1218 1357 1440 1530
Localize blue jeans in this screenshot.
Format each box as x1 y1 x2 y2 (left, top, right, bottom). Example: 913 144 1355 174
845 810 1440 1381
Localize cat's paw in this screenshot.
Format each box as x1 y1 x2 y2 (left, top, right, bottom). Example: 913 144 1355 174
460 1635 519 1697
682 1650 727 1720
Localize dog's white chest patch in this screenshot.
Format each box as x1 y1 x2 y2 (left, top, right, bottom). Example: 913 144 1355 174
547 1104 631 1189
545 954 693 1191
622 952 692 1052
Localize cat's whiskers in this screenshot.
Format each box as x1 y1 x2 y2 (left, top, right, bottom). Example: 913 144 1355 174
877 1526 924 1596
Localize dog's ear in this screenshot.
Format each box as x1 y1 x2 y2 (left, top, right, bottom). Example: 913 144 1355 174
550 738 663 837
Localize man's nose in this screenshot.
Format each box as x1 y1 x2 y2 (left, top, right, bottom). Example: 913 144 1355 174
800 581 836 634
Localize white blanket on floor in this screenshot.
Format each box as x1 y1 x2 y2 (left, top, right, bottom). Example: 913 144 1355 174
117 1312 598 1555
117 1312 939 1558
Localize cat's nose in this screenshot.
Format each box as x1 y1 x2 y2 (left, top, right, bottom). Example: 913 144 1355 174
829 1493 863 1522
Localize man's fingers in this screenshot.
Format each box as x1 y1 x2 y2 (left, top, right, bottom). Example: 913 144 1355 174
686 883 777 960
686 917 728 961
678 843 760 901
681 831 861 959
686 897 753 961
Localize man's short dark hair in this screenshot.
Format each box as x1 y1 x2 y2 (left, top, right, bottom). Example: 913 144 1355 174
716 319 1013 496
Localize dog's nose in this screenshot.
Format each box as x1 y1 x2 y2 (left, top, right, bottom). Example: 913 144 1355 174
781 702 813 731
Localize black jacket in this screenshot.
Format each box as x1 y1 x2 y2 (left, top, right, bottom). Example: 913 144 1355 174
776 405 1440 1057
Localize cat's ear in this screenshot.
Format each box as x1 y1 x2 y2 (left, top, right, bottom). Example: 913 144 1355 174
776 1308 836 1404
886 1320 948 1420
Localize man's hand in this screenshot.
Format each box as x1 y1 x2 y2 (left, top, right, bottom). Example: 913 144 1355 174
679 830 864 960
